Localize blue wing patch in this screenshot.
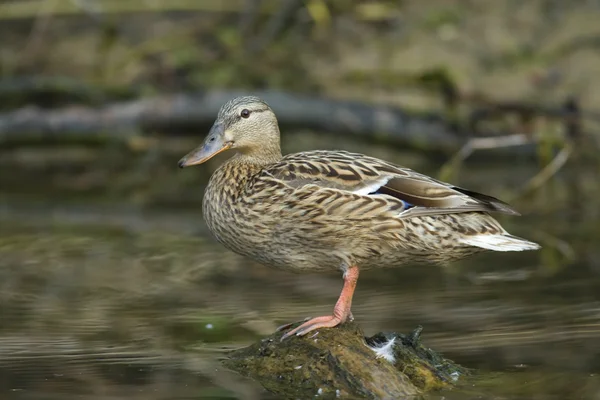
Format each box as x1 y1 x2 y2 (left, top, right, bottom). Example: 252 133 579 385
370 187 415 210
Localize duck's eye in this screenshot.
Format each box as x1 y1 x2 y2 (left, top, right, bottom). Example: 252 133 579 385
240 109 251 118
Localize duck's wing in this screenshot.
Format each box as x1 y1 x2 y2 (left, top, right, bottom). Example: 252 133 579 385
260 150 519 218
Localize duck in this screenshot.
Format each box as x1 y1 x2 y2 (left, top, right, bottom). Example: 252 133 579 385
178 96 540 340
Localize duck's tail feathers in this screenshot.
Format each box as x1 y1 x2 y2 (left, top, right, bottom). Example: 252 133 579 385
460 234 541 252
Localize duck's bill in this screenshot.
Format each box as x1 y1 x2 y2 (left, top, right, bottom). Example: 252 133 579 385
178 124 232 168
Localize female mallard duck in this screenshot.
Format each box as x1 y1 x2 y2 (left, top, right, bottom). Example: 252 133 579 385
178 96 540 340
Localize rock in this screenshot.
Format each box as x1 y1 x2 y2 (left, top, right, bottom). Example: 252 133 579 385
223 322 468 399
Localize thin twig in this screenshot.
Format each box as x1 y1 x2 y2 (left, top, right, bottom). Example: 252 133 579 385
439 134 532 181
532 230 577 262
515 141 572 196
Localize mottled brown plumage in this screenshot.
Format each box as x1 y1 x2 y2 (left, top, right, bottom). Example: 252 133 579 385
179 96 540 339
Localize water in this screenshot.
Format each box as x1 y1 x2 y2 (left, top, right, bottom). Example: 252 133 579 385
1 142 599 399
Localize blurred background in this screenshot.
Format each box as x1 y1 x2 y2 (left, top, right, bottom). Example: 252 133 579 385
1 1 599 399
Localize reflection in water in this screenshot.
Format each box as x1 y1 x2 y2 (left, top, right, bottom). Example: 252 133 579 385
1 148 599 399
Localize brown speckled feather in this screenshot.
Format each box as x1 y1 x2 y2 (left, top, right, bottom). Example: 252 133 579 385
202 150 537 273
264 150 519 218
181 96 541 339
186 96 540 274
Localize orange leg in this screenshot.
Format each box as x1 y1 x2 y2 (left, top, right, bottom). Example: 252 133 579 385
280 266 359 340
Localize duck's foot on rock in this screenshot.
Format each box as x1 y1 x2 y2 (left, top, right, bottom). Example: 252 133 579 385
276 312 355 335
275 317 311 333
280 315 343 340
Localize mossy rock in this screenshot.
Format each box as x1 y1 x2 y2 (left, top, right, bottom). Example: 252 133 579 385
223 322 468 399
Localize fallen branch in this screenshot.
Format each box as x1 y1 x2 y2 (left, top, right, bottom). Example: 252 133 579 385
0 0 276 20
0 90 462 150
0 76 140 109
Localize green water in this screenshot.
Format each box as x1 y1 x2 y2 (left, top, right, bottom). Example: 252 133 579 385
1 142 599 399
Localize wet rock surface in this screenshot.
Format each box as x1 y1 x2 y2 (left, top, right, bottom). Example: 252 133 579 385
223 322 468 399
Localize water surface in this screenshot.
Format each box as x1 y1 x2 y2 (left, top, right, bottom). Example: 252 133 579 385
1 142 599 399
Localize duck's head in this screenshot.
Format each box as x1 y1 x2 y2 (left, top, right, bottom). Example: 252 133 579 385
178 96 282 168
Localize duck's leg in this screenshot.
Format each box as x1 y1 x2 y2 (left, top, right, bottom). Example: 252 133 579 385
280 266 359 340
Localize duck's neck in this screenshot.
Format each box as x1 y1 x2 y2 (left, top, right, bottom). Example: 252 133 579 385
209 145 282 196
229 145 283 167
